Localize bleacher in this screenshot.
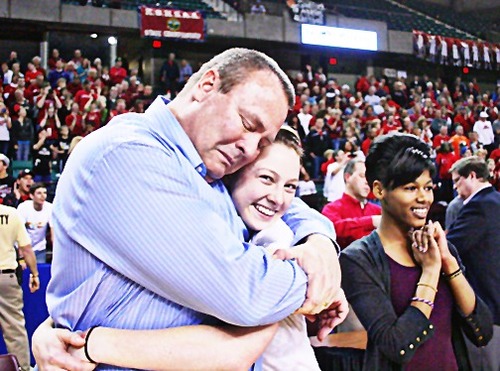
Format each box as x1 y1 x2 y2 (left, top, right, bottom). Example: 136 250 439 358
395 0 489 38
62 0 226 19
323 0 470 38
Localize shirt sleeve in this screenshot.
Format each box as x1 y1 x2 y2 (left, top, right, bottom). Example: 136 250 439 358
282 197 337 247
68 142 308 326
12 209 30 247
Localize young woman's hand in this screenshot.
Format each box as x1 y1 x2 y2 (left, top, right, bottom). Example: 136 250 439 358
430 221 458 273
409 221 442 272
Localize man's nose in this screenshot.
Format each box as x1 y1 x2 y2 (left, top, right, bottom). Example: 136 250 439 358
236 133 263 161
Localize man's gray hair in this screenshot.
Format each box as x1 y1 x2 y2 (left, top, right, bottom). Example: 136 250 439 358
449 156 489 181
344 158 365 183
181 48 295 107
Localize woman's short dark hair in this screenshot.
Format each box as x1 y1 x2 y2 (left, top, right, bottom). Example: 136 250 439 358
366 133 436 190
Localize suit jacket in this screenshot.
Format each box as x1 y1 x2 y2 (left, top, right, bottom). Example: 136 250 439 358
447 186 500 324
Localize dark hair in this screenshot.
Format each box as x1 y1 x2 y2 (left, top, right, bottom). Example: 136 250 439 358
449 156 489 181
29 182 47 195
366 133 435 190
438 141 452 154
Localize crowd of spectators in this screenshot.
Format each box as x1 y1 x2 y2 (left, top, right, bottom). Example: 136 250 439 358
286 65 500 206
0 48 157 185
1 48 500 208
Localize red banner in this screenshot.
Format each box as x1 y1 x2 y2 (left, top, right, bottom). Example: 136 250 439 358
140 6 205 41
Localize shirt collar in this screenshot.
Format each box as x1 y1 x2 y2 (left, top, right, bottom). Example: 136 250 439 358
147 96 206 177
463 183 491 205
342 192 367 207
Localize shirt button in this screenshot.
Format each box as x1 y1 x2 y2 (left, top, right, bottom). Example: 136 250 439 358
475 328 480 332
416 337 421 342
400 350 405 356
429 324 434 329
409 344 414 349
478 336 484 341
423 330 428 335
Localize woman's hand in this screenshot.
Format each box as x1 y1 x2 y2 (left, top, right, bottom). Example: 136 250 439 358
431 221 458 274
409 221 442 272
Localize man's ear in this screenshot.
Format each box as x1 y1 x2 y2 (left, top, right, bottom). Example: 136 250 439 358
343 173 351 184
372 180 385 200
192 69 219 102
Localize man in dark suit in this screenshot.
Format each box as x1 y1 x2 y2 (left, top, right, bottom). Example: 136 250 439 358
448 156 500 371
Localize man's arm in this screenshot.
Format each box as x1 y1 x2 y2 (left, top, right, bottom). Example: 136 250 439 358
13 208 39 292
18 243 40 293
56 143 307 326
280 198 346 317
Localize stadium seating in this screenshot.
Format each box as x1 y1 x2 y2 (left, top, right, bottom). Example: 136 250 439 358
395 0 489 38
63 0 226 19
323 0 470 38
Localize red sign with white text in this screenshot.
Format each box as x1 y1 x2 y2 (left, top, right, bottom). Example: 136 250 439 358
140 6 205 41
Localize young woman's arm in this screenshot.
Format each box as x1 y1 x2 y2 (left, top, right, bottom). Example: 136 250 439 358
340 239 439 364
33 318 278 371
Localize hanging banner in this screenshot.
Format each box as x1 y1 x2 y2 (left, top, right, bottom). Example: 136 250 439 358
412 30 499 70
140 6 205 41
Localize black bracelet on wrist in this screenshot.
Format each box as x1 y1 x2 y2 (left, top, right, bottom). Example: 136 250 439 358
442 267 462 281
84 326 99 364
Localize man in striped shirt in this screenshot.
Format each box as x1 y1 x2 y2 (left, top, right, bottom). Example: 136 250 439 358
38 48 345 369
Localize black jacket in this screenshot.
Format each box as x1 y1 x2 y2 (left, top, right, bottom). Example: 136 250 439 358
340 231 493 370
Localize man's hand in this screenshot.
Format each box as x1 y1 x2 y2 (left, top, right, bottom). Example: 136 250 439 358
29 274 40 293
32 318 95 371
306 289 349 341
273 234 342 315
13 182 20 200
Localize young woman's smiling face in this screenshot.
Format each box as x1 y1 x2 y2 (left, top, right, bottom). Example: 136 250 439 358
379 170 434 230
231 142 301 232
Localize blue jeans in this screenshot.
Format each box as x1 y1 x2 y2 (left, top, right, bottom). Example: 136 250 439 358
16 140 31 161
311 156 325 179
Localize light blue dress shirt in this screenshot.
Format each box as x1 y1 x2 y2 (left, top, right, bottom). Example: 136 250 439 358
47 96 335 369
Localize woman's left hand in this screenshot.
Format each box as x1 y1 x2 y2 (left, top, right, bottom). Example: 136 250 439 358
430 221 458 272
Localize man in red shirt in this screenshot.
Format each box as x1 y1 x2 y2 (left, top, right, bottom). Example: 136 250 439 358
322 158 381 250
65 102 85 137
109 57 128 86
74 80 96 112
432 125 450 149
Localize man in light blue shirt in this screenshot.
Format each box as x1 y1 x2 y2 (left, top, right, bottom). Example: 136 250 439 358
40 48 344 369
